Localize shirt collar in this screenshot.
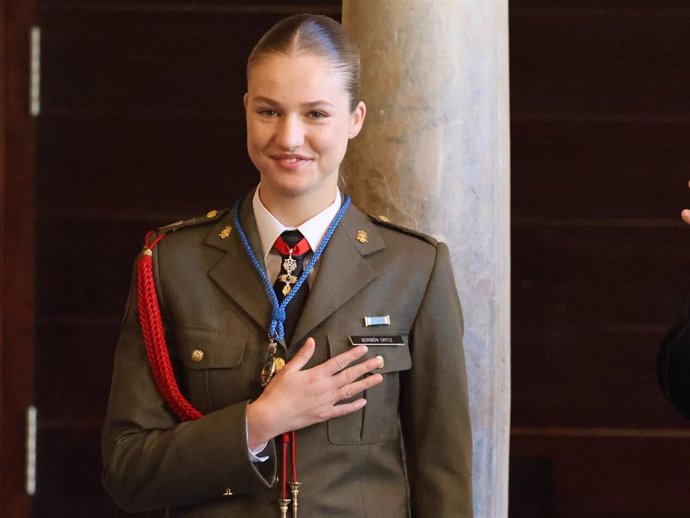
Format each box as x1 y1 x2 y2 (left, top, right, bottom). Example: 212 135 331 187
252 186 342 260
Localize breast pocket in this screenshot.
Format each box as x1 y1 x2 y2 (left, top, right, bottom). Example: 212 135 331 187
176 327 255 413
327 334 412 445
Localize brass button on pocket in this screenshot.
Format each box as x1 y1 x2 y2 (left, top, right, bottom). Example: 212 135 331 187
191 349 204 363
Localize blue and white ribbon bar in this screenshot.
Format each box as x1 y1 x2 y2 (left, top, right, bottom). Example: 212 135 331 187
363 315 391 327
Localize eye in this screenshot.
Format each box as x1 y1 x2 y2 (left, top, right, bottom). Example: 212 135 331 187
258 108 278 118
308 111 328 119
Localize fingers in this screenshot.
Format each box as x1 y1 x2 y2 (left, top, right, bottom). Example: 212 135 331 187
337 355 385 386
682 209 690 225
321 345 369 376
316 373 383 423
283 337 316 372
337 373 384 401
328 372 384 417
329 398 368 418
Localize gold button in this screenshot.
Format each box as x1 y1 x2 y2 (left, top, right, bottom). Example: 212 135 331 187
206 209 218 218
191 349 204 363
223 488 233 496
378 215 390 223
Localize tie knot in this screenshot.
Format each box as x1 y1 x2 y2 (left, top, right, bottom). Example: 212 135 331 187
274 230 310 257
281 230 304 248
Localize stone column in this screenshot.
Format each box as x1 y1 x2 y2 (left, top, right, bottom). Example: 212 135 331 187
341 2 510 517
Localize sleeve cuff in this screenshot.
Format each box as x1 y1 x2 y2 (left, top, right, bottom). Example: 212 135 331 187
245 414 269 463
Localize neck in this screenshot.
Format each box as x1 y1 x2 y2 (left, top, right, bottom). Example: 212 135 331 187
258 187 337 227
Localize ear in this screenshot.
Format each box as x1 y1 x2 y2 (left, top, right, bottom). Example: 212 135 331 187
243 92 249 110
348 101 367 139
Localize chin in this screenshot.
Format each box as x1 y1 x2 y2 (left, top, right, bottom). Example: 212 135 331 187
263 176 316 199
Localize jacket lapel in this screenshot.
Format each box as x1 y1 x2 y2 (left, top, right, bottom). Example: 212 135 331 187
291 205 385 346
206 194 272 331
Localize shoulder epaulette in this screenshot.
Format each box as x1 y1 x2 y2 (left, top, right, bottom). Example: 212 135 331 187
158 208 229 233
367 214 438 246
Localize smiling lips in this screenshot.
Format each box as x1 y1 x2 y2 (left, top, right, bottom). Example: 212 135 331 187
271 153 313 169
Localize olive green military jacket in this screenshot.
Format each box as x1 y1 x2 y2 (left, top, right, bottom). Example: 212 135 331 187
102 196 473 517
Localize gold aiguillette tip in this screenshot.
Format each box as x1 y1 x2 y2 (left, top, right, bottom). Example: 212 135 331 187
278 498 291 518
289 482 301 518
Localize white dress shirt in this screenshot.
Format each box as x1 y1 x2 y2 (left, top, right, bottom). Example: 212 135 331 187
252 185 342 286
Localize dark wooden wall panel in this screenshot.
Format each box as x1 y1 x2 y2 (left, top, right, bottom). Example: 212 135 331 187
513 226 690 325
33 428 161 518
511 435 690 518
37 115 254 219
513 323 682 428
39 0 340 6
35 323 120 425
36 220 143 317
512 121 690 219
511 11 690 115
1 0 36 516
512 1 690 9
511 2 690 517
33 2 340 517
38 11 278 113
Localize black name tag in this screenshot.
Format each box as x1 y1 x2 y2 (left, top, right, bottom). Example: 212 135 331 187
349 336 405 347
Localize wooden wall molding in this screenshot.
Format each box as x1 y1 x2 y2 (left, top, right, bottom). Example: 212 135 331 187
1 0 35 516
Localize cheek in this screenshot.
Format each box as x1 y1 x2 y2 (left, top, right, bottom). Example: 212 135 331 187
247 121 270 150
312 123 349 154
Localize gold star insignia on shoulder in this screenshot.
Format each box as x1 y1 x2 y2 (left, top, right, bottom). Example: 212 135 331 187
219 225 232 239
356 230 368 243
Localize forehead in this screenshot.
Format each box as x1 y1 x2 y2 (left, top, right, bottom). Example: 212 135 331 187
247 53 348 104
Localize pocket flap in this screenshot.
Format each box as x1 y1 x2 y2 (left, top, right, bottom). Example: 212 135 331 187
176 327 247 369
328 334 412 374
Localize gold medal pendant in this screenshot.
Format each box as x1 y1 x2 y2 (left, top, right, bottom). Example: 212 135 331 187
261 339 286 387
260 358 276 387
273 356 286 371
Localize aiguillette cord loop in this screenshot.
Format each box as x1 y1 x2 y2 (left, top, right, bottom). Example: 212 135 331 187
137 230 202 422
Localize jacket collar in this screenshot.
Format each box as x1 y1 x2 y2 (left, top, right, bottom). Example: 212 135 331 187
205 193 386 348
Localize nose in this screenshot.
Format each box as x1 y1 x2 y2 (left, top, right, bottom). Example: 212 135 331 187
275 114 304 150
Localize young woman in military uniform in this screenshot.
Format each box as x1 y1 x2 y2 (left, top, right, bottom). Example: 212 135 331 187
102 14 473 518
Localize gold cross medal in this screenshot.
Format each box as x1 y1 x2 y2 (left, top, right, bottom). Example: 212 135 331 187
281 249 298 296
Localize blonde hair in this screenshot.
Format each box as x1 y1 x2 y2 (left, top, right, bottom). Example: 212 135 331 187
247 14 361 111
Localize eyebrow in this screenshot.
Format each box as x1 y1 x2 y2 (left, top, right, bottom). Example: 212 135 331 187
251 96 336 109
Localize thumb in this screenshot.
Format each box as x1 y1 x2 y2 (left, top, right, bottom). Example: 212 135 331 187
283 337 316 372
682 209 690 225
